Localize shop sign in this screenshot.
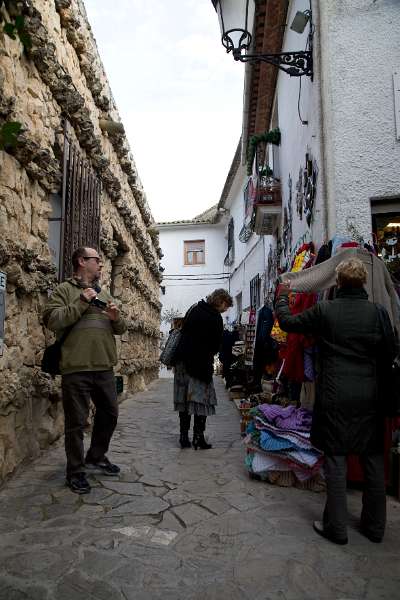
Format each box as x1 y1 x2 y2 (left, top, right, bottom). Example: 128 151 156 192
0 271 6 356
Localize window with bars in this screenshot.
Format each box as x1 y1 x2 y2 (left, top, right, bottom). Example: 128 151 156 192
184 240 205 265
48 124 101 280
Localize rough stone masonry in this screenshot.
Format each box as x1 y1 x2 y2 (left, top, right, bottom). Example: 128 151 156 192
0 0 162 482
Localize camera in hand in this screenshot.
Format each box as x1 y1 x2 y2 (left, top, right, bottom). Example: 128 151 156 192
91 297 107 309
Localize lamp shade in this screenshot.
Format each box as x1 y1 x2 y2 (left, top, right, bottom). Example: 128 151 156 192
212 0 255 57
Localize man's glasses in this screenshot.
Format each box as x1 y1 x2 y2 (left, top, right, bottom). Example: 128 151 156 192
83 256 101 263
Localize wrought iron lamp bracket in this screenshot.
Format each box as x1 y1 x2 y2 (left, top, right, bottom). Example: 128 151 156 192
232 49 313 78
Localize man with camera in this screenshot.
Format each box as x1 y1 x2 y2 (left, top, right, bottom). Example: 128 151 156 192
43 247 127 494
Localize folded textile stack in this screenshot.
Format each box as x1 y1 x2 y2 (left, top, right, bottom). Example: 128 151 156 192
244 404 324 489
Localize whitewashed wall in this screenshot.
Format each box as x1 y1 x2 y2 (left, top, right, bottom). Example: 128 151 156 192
158 223 228 336
223 163 273 324
319 0 400 241
274 0 326 262
271 0 400 255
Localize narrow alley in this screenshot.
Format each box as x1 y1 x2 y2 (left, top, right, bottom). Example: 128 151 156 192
0 376 399 600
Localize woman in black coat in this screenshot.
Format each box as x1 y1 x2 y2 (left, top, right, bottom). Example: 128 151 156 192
276 258 397 545
174 289 233 450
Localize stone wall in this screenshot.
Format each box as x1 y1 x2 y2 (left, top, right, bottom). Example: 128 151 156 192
0 0 162 482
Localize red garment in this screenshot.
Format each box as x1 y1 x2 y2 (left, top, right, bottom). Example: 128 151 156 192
340 242 359 248
347 417 400 486
282 292 317 382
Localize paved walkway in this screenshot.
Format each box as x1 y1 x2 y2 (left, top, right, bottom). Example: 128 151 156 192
0 377 399 600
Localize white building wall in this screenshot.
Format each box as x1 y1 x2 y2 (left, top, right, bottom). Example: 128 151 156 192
223 163 273 323
319 0 400 240
158 223 228 335
273 0 326 266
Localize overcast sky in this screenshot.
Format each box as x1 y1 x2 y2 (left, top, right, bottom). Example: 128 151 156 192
83 0 244 223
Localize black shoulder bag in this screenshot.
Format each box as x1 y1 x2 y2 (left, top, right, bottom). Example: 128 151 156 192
41 326 74 376
159 303 197 367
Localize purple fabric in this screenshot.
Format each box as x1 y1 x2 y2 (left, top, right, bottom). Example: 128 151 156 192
258 404 312 432
303 347 315 381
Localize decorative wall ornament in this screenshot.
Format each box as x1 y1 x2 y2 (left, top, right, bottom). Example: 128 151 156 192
346 218 365 245
295 152 318 227
282 174 293 259
265 245 278 303
296 166 303 220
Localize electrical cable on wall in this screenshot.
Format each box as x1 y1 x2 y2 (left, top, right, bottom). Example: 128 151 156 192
297 76 308 125
297 10 315 126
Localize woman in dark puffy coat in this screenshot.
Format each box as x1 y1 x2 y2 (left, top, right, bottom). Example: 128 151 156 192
276 258 397 545
173 289 233 450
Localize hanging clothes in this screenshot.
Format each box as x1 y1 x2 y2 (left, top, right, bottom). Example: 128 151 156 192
253 305 276 386
282 292 317 382
280 247 400 335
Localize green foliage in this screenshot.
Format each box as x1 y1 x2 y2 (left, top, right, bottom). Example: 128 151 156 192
0 3 30 152
259 165 273 178
0 121 22 150
247 128 281 176
1 6 31 51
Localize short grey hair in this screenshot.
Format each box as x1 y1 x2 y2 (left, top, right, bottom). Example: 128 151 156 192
206 288 233 308
335 258 367 288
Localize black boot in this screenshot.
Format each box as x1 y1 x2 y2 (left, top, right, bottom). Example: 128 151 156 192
193 415 212 450
179 412 191 448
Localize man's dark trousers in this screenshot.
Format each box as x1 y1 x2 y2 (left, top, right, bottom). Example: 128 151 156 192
61 370 118 475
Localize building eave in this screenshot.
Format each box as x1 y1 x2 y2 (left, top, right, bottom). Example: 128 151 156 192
156 220 224 230
217 138 242 210
242 0 288 159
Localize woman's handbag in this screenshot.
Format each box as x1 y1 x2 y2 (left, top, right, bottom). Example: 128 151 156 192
159 329 182 367
160 304 197 367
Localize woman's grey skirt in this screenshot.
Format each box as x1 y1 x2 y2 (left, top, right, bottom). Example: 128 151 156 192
173 362 217 416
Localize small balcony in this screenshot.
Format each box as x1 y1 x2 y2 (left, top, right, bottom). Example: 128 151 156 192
253 177 282 235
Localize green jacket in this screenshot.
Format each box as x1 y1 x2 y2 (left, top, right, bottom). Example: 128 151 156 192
43 278 127 375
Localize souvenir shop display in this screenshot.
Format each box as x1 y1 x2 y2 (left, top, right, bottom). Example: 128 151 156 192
244 403 325 491
244 322 256 365
228 233 400 497
238 396 261 436
276 238 400 497
224 310 261 398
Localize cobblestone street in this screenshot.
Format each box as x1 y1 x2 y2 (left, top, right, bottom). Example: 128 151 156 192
0 376 399 600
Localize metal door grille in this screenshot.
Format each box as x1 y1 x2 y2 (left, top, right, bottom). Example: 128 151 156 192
61 129 101 279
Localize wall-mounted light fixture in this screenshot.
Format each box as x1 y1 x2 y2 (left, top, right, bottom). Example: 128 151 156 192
211 0 313 78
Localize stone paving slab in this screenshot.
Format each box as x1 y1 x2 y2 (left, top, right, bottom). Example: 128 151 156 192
0 376 399 599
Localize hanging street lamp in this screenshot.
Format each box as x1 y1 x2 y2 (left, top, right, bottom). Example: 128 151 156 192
211 0 313 78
